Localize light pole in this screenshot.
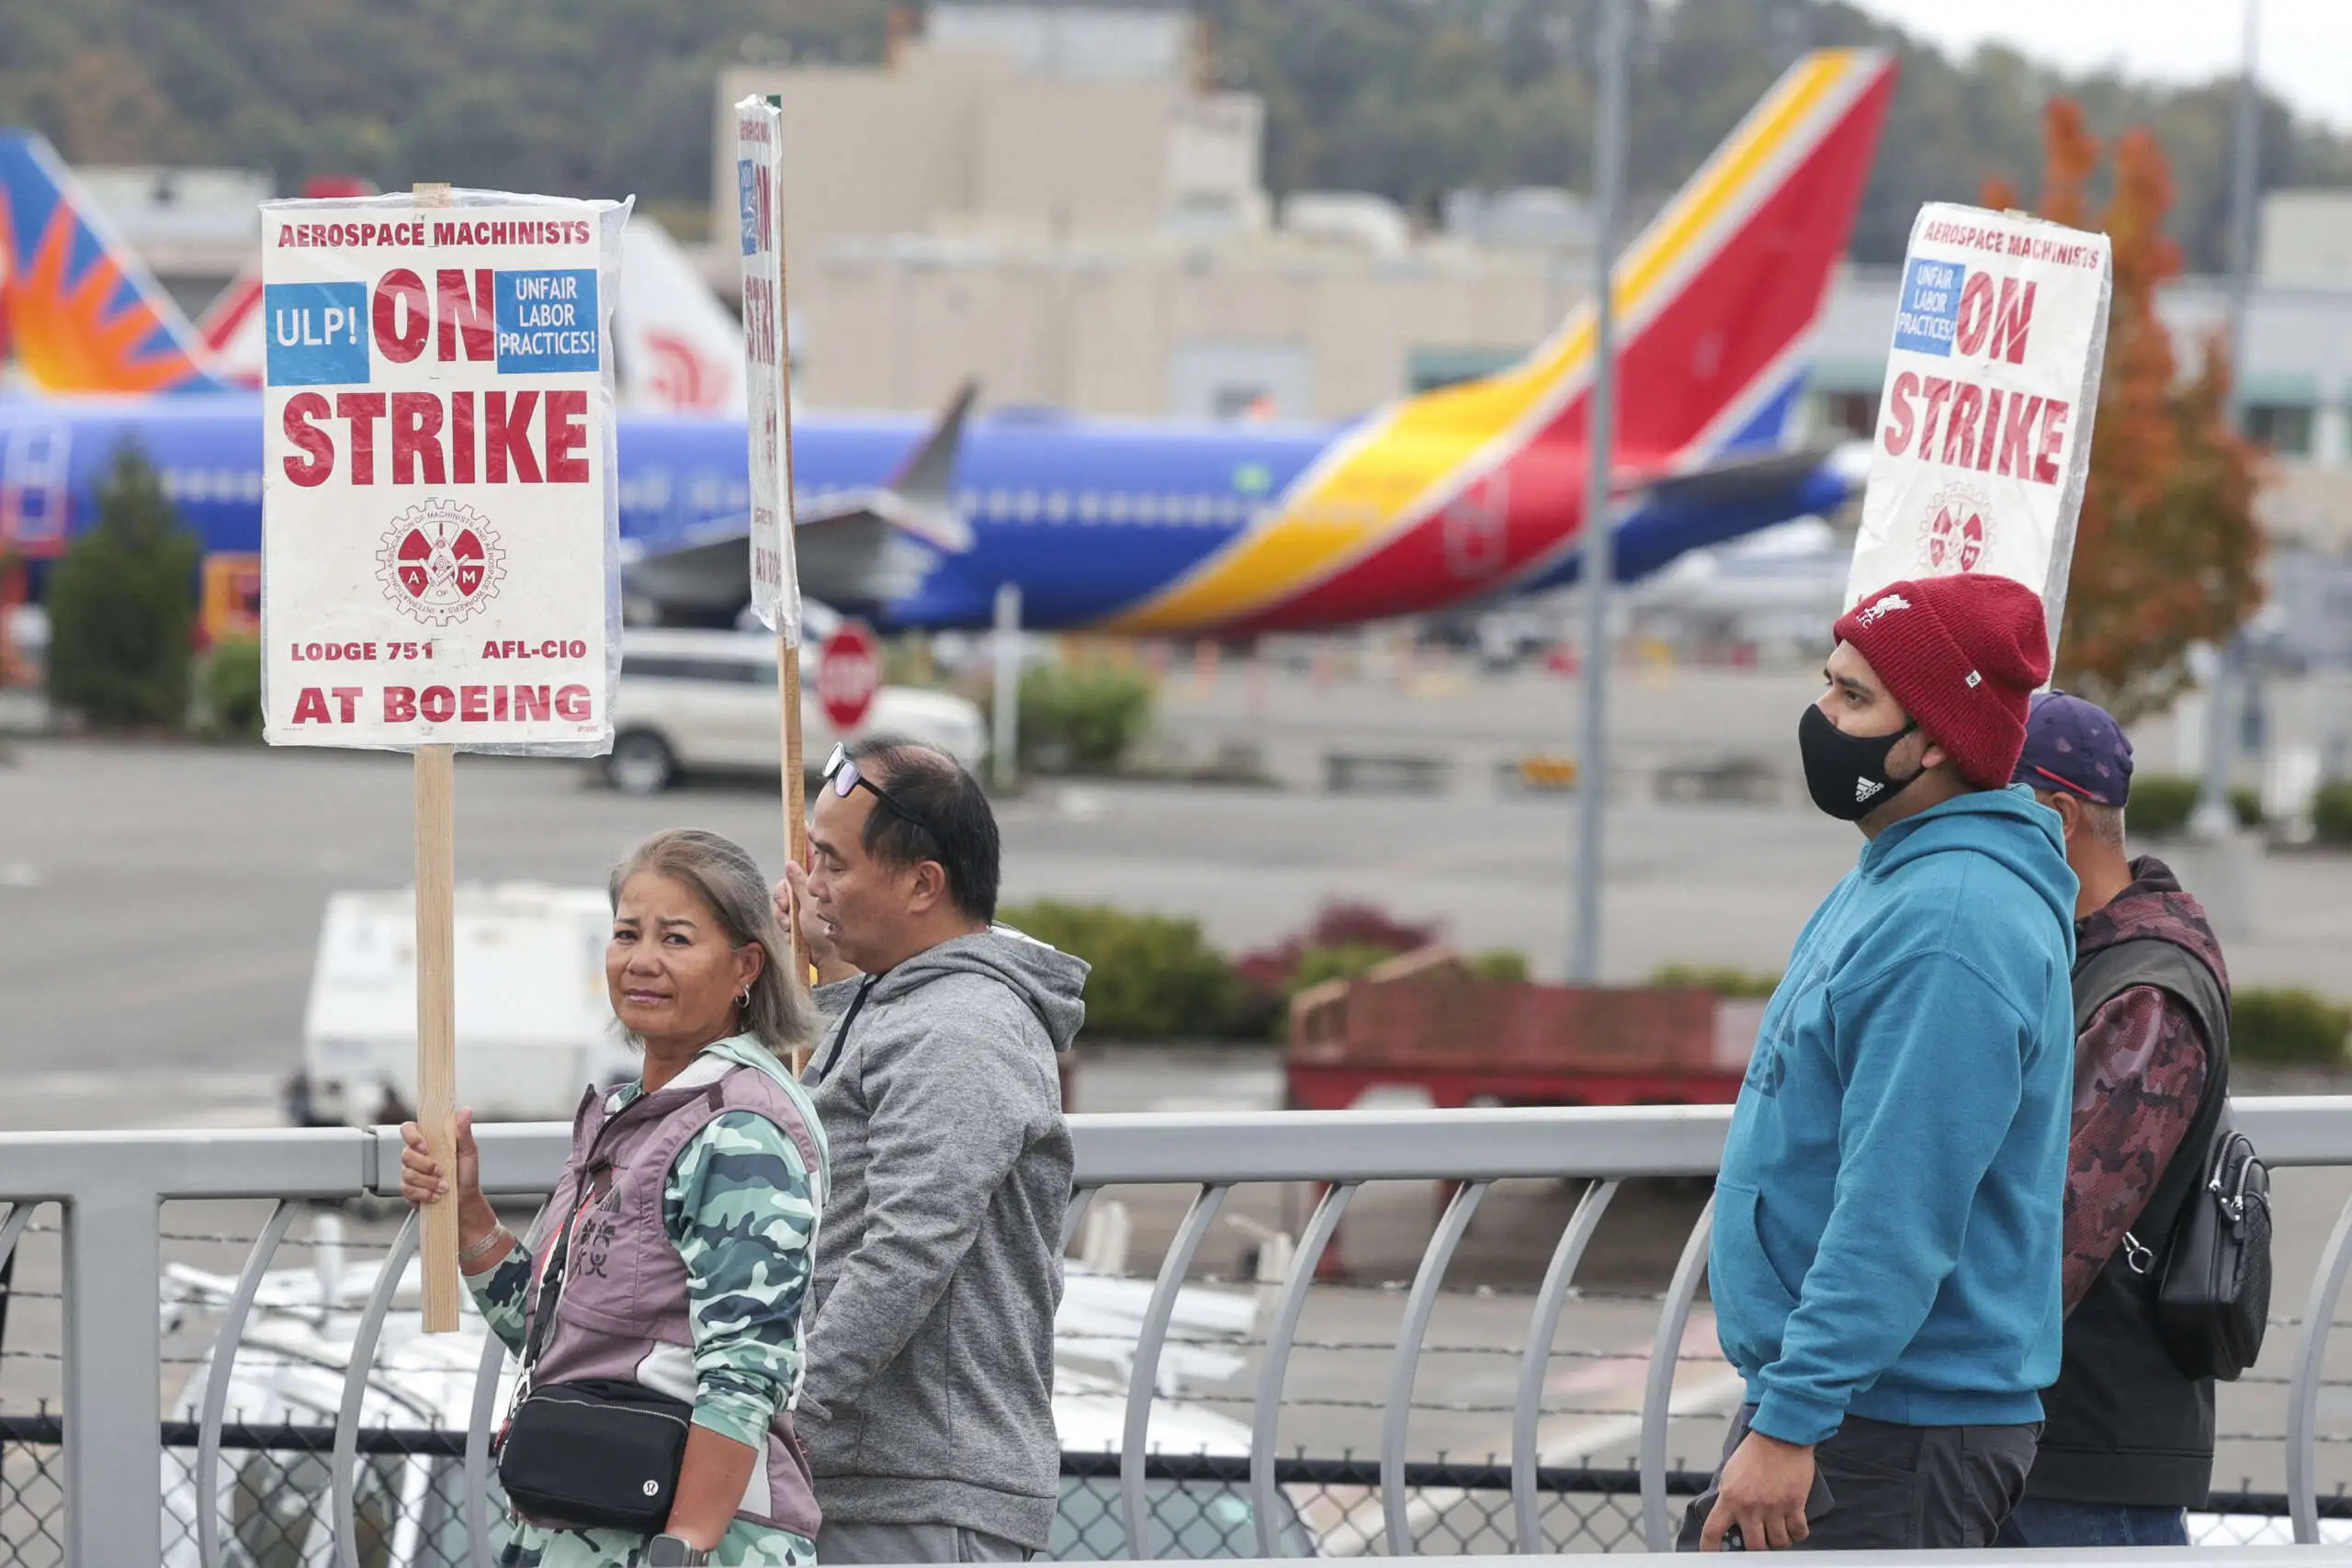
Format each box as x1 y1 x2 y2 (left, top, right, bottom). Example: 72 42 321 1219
1569 0 1628 985
2193 0 2262 842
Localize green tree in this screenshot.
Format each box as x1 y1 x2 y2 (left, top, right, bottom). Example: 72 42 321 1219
1985 103 2265 723
44 445 200 728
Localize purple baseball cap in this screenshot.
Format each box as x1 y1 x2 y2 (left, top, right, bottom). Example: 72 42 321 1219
2012 690 2133 806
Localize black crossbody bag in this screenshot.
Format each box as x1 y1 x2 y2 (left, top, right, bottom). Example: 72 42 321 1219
2140 1120 2272 1381
2082 939 2273 1382
494 1162 695 1534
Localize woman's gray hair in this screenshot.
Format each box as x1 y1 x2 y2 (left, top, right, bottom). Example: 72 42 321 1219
608 829 816 1059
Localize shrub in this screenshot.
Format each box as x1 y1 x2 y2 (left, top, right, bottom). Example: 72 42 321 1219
1000 899 1239 1041
2231 987 2352 1067
44 446 200 728
1471 950 1531 983
1017 660 1155 774
1302 903 1441 953
2126 774 2202 839
2230 785 2265 829
198 638 265 739
882 634 944 691
1651 964 1782 998
1285 943 1397 998
1235 902 1437 991
2312 780 2352 847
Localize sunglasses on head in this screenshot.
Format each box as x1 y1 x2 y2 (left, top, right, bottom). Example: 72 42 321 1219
821 743 944 847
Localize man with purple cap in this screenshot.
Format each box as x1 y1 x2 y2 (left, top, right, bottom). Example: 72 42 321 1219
1998 692 2235 1550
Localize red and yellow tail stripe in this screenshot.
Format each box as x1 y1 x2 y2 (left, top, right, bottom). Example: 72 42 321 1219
1101 49 1896 635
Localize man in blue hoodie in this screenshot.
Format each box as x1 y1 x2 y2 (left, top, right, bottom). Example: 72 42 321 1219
1685 573 2078 1552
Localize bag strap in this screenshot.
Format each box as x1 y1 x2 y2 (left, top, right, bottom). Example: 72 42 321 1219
516 1088 654 1378
806 975 876 1086
518 1158 605 1378
2075 938 2233 1264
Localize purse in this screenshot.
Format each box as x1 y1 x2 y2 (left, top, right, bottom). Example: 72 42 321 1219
494 1167 694 1533
2129 1121 2272 1382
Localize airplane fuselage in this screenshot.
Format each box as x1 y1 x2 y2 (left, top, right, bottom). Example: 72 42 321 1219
0 394 1318 630
0 391 1849 633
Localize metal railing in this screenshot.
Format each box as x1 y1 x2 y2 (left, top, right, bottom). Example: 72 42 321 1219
3 1099 2350 1563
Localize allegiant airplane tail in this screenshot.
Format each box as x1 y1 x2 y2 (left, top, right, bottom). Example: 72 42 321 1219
0 130 227 394
1101 48 1897 634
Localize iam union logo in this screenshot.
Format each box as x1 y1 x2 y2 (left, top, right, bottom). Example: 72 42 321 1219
1917 482 1994 575
376 502 506 626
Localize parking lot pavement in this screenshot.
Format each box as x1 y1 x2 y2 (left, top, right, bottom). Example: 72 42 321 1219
6 689 2351 1122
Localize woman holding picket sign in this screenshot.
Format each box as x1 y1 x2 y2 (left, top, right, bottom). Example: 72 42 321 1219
400 829 829 1567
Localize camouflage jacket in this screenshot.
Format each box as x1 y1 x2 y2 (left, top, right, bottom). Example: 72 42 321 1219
469 1035 824 1567
2060 857 2228 1312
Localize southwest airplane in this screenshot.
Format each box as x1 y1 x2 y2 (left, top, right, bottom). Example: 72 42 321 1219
0 50 1894 633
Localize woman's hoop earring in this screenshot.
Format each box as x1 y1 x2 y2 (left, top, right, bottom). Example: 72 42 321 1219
738 987 752 1010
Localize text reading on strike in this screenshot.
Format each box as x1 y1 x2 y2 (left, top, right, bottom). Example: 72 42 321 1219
280 389 591 486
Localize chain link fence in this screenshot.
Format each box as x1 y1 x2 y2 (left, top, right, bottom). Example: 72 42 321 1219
0 1416 2341 1564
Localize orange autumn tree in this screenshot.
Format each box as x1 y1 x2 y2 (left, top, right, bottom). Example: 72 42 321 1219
1984 100 2264 723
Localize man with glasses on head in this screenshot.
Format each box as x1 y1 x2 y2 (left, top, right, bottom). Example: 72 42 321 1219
775 737 1088 1564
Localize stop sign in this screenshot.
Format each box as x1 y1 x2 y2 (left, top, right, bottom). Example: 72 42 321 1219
816 622 882 731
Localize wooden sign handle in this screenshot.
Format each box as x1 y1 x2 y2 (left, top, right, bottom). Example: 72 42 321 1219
765 107 815 1077
782 636 810 1076
414 741 462 1332
410 181 462 1335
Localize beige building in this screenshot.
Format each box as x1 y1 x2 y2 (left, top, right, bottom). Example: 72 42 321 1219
792 238 1583 418
715 8 1266 281
713 5 1591 421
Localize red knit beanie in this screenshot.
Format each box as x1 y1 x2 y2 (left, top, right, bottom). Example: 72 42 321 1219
1831 574 2052 788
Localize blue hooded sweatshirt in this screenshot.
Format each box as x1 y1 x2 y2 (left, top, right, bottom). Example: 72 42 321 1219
1713 785 2077 1447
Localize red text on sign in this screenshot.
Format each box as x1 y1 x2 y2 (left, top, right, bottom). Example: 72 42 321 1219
1878 371 2071 485
380 685 595 724
280 389 590 487
1951 274 2036 364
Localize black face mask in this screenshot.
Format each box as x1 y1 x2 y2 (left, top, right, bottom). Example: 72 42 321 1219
1798 704 1921 821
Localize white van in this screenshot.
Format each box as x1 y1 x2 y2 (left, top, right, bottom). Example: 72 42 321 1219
607 627 988 795
159 1241 1317 1565
289 885 633 1128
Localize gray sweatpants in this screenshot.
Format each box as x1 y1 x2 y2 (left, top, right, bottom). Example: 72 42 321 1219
816 1521 1033 1564
1679 1404 2038 1551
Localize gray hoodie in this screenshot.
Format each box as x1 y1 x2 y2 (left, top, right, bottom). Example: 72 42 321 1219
799 926 1089 1549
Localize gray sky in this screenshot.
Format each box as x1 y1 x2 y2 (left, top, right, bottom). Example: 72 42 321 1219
1844 0 2352 134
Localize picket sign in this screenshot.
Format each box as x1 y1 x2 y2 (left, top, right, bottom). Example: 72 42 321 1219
739 94 816 1054
1846 203 2113 660
259 181 629 1327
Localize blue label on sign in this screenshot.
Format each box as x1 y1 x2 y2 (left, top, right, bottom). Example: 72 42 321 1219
264 282 369 385
494 269 600 372
1893 258 1964 356
738 159 760 256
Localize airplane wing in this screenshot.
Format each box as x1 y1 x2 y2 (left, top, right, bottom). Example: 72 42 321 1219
624 504 951 614
1632 446 1851 509
1605 443 1867 583
622 380 978 615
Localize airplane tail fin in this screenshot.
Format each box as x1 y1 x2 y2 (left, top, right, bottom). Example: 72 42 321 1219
1459 48 1897 469
1101 50 1897 633
616 217 748 415
0 130 229 394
